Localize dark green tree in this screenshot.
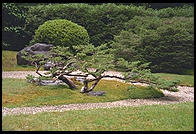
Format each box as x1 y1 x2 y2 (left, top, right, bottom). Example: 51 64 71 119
2 3 29 50
113 16 194 73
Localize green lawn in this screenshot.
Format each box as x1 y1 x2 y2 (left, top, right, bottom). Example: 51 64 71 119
2 50 194 131
2 78 163 108
153 73 194 87
2 50 41 71
2 102 194 131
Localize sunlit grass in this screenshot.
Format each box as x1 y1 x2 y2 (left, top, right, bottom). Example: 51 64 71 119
2 102 194 131
2 50 43 71
153 73 194 87
2 78 164 108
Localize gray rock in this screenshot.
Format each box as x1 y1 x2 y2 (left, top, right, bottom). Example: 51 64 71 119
87 91 106 96
44 61 55 71
16 43 54 67
40 80 67 86
31 79 67 86
76 77 86 84
28 78 68 86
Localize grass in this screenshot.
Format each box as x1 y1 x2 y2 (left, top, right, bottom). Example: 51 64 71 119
2 102 194 131
2 78 163 108
180 69 194 75
2 50 42 71
2 50 194 131
153 73 194 87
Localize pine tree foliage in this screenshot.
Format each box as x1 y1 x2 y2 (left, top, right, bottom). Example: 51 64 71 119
23 45 180 93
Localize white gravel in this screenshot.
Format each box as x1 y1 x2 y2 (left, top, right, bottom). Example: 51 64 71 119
2 71 194 116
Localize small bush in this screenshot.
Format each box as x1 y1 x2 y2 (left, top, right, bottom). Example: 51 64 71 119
31 19 90 51
127 85 164 99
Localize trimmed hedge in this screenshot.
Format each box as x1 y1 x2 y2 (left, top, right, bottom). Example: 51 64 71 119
3 3 193 50
31 19 89 50
25 3 194 47
24 3 155 46
3 3 194 73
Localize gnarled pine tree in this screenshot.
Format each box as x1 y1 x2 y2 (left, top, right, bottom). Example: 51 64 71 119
23 44 180 93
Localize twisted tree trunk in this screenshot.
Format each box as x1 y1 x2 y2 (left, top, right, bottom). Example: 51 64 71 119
58 75 77 89
88 78 101 92
80 77 101 93
80 78 88 93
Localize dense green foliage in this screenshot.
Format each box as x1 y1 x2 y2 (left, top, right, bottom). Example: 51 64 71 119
112 16 194 73
2 3 194 73
2 3 29 51
31 19 89 50
24 3 193 47
24 3 150 46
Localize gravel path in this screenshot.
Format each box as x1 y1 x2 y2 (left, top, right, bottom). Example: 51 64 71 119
2 71 194 116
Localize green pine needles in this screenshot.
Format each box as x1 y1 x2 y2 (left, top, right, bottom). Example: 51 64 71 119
23 43 180 93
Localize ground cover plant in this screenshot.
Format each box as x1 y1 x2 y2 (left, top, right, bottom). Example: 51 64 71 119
2 102 194 131
2 78 164 108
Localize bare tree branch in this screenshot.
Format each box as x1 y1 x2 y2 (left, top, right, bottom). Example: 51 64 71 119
88 78 101 92
33 61 42 77
100 75 126 80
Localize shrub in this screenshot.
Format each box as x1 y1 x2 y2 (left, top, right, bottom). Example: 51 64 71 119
113 16 194 73
25 3 155 47
31 19 90 51
111 30 142 65
127 85 164 99
156 4 194 18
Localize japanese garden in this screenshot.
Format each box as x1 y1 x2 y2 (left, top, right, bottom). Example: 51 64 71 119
2 3 194 131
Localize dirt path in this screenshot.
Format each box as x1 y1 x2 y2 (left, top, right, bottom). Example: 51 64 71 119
2 71 194 116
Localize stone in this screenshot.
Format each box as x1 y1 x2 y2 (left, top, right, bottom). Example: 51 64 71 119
16 43 54 67
44 61 55 71
39 80 67 86
29 78 67 86
87 91 106 96
76 77 86 84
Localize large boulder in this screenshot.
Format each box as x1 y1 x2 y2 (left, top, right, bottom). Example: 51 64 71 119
17 43 54 67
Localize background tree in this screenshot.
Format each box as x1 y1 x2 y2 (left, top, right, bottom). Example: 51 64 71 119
2 3 29 50
113 16 194 73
